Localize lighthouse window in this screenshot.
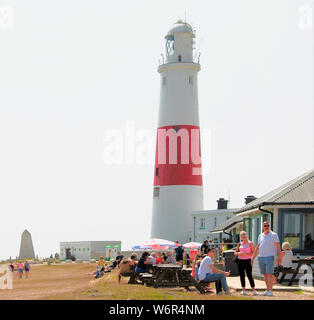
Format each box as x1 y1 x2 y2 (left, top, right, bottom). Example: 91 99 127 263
162 77 166 85
155 167 159 176
189 75 193 84
165 36 174 56
153 187 160 197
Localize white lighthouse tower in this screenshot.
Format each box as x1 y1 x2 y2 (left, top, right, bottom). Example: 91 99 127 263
151 20 204 243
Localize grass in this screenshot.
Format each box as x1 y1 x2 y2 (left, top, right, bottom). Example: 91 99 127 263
62 272 253 301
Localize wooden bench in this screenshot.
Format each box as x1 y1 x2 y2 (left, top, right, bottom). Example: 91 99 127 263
278 268 295 284
138 273 157 286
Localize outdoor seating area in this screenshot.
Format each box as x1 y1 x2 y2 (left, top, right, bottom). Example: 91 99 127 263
111 236 314 297
137 264 217 294
279 258 314 286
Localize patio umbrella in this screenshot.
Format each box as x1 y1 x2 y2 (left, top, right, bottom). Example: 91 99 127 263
182 242 202 249
131 238 179 251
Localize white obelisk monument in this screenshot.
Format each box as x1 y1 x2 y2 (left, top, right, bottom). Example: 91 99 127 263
151 20 204 243
19 229 35 259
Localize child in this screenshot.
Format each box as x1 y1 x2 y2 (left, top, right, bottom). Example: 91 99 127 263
273 242 293 283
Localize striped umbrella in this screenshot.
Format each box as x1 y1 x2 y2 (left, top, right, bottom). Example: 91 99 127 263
182 242 202 249
132 238 179 250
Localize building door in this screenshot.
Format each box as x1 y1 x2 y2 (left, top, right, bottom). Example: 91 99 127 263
65 248 71 259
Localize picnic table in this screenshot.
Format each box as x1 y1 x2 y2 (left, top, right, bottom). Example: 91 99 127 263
279 258 314 286
139 264 206 294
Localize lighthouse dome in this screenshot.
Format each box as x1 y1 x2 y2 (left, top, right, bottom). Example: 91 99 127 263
165 20 194 37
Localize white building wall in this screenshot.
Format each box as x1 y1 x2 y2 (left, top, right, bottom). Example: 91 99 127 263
192 210 237 243
60 241 91 261
60 241 121 261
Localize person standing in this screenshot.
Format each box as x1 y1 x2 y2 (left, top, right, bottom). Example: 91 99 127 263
24 261 30 279
16 261 24 279
198 248 231 295
234 231 258 295
251 221 281 296
174 241 184 265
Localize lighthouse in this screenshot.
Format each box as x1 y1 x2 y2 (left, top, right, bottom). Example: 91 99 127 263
151 20 204 243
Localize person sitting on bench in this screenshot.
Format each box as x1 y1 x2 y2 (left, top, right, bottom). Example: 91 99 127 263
118 253 138 284
135 252 151 274
163 251 177 265
198 248 231 295
273 242 293 284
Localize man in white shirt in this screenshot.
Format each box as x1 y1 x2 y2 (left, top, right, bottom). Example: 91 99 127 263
251 221 281 296
198 248 231 294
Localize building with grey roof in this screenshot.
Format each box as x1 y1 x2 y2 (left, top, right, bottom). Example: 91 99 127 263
235 169 314 278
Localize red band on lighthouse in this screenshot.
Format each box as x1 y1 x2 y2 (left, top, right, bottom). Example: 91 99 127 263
153 125 203 186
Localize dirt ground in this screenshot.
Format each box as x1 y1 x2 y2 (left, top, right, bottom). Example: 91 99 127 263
0 263 313 300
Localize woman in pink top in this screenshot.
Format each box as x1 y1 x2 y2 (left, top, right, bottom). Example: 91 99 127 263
234 231 258 295
16 261 24 279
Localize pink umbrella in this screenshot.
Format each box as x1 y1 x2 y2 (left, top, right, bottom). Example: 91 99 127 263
182 242 202 249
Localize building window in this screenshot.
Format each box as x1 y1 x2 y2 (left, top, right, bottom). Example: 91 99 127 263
74 248 76 251
153 187 160 197
88 248 90 251
189 75 193 84
200 218 205 229
83 248 85 251
303 213 314 250
214 217 217 227
178 55 182 62
283 213 301 249
162 77 166 85
79 248 81 251
155 167 159 177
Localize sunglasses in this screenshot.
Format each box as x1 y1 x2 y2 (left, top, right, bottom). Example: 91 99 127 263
263 224 270 227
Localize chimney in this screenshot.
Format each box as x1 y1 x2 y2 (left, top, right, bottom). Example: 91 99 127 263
217 198 228 210
245 195 257 205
